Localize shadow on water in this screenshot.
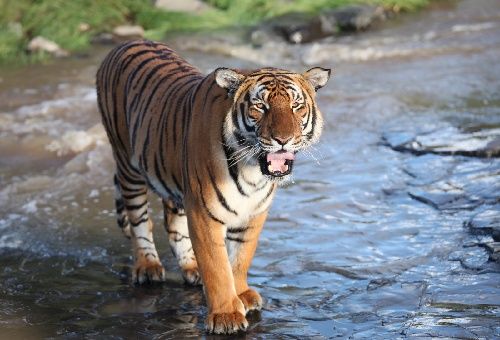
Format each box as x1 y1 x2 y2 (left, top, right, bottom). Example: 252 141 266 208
1 0 500 338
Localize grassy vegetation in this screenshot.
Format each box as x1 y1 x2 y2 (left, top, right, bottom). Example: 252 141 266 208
0 0 432 65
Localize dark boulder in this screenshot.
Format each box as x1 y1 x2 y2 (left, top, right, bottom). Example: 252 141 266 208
320 5 387 32
250 12 326 46
250 5 387 45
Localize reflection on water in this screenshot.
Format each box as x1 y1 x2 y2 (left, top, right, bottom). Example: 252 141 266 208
1 0 499 338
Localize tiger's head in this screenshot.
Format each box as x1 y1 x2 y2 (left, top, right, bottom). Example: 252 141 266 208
216 67 331 183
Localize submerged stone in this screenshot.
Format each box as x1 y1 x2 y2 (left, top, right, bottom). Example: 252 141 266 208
383 126 500 158
466 207 500 240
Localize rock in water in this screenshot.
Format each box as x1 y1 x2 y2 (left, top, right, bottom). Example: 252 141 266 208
321 5 386 32
112 25 145 40
27 36 69 57
250 12 323 45
383 126 500 158
467 208 500 238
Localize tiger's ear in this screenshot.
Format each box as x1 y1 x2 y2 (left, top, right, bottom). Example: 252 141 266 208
215 68 245 96
303 67 331 91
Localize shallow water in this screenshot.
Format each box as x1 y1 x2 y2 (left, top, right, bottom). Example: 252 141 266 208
1 0 499 338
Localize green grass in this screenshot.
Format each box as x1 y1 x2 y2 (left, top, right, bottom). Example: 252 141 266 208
0 0 432 65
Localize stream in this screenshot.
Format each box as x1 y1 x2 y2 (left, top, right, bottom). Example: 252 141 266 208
0 0 499 338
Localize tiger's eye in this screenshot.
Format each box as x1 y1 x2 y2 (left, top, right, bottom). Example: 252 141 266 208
254 102 265 110
292 102 301 109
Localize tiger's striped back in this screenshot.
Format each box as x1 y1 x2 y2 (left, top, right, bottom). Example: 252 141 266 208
96 40 210 204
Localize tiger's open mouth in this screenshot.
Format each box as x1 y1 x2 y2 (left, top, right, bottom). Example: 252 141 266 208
259 151 295 177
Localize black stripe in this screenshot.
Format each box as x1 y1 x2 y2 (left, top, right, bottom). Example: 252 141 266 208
208 169 238 216
131 217 149 227
170 75 200 148
153 157 176 198
306 105 317 141
196 174 225 225
140 118 154 172
226 236 246 243
222 141 248 197
136 236 153 244
227 226 249 234
117 216 129 228
239 103 255 132
125 201 147 211
255 184 275 210
130 63 171 148
116 166 145 187
121 191 146 200
168 231 190 242
172 173 183 193
183 78 217 182
130 210 149 227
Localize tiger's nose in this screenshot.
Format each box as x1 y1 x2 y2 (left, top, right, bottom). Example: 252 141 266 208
273 135 292 146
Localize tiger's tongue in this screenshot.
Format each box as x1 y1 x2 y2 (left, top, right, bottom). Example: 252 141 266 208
266 152 295 173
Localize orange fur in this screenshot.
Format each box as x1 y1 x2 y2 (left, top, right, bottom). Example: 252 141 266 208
96 39 330 334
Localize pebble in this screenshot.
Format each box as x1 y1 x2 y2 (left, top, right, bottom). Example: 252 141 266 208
112 25 145 40
27 36 69 57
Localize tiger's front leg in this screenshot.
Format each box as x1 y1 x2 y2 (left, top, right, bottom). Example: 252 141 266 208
186 203 248 334
162 199 201 285
228 211 267 313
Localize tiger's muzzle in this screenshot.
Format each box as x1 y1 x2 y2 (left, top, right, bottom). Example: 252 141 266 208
258 151 295 177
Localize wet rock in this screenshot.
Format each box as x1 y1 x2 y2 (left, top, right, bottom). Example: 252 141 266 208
27 36 69 57
483 242 500 262
78 22 90 33
250 5 386 45
406 158 498 212
366 277 396 291
448 248 490 270
250 12 322 46
270 12 331 44
466 207 500 241
320 5 386 32
91 33 114 45
112 25 144 40
383 126 500 158
250 27 286 47
408 185 482 211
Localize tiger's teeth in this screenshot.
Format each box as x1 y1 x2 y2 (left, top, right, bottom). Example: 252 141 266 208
268 164 273 172
284 164 288 172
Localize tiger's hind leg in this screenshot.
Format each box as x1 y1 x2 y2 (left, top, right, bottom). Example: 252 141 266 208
115 171 166 284
114 175 132 239
163 199 201 286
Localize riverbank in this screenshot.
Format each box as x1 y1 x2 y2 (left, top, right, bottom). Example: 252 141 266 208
0 0 434 64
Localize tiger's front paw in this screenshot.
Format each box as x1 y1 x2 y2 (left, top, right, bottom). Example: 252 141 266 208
239 288 263 313
132 258 166 284
182 267 202 286
206 310 248 334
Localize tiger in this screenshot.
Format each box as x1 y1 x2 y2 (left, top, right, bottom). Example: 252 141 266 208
96 39 330 334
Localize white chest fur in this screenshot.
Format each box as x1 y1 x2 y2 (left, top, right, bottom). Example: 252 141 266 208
208 163 274 228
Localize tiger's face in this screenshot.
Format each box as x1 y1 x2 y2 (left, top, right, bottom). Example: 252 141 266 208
216 67 331 182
